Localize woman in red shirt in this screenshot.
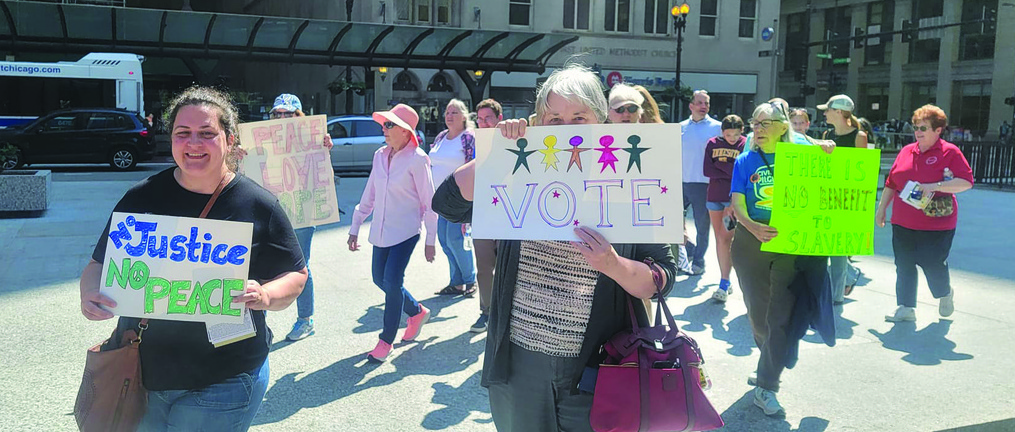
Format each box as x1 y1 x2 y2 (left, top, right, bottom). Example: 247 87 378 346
875 104 973 322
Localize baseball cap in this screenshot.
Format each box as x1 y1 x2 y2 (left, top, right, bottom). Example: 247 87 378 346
271 93 302 113
609 84 645 110
817 94 855 112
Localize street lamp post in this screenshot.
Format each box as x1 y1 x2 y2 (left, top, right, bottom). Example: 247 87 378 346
671 2 690 123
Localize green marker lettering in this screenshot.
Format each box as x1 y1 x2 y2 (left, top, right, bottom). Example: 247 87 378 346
201 279 222 315
128 260 150 290
313 188 331 220
144 277 171 313
167 280 191 314
105 258 130 289
221 279 244 317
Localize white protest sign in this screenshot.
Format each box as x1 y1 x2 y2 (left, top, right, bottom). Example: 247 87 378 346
239 115 340 229
99 212 253 324
472 123 683 243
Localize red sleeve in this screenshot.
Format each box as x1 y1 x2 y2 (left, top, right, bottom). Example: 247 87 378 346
702 138 720 179
947 145 974 185
885 152 903 190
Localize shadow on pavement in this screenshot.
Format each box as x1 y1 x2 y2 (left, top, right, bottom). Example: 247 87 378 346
935 417 1015 431
867 320 974 365
717 390 830 431
422 370 493 430
668 275 708 298
802 302 859 344
254 330 487 427
673 298 755 357
350 295 473 335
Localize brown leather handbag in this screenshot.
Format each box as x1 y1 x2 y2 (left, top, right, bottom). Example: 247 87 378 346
73 175 229 432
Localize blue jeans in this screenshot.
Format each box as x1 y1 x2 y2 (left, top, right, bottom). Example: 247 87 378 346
683 183 710 268
138 357 269 432
294 227 315 318
437 216 477 286
372 235 423 344
828 256 860 302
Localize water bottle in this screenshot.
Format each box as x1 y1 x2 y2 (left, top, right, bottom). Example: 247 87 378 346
463 224 473 251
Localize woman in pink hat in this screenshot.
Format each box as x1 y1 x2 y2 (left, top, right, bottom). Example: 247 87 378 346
347 103 438 362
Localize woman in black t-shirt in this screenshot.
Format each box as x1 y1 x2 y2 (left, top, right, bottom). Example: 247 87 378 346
79 86 308 432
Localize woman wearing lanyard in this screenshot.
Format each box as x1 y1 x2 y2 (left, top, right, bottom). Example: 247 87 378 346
348 104 437 363
876 104 973 322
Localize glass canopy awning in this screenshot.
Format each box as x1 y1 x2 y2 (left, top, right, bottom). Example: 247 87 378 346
0 1 577 73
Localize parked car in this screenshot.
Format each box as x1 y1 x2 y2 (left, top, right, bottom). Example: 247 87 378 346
0 108 155 171
327 115 426 172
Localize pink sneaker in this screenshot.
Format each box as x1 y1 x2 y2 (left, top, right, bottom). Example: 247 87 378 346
367 339 392 363
402 305 431 342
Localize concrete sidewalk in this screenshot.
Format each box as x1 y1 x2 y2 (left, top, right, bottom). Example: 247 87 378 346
0 175 1012 432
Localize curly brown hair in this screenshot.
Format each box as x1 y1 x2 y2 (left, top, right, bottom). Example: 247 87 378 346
165 86 243 172
912 104 948 131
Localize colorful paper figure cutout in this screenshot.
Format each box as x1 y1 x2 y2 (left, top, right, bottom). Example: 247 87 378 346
622 135 649 173
537 136 562 171
506 138 536 174
595 135 621 174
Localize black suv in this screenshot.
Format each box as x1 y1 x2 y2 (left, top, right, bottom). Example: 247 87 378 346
0 108 155 171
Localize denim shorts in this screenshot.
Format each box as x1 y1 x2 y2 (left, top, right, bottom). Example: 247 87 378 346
706 201 730 211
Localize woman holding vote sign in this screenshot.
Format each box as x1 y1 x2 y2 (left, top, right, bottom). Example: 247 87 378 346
728 102 834 417
347 103 438 363
79 86 308 431
433 64 679 432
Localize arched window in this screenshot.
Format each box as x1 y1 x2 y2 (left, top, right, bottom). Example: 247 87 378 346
427 73 454 93
393 71 419 91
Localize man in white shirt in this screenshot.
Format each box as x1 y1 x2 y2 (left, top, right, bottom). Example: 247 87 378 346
679 90 722 275
469 98 504 333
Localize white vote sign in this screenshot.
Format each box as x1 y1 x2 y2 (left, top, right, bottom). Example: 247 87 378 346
99 212 254 324
472 123 684 243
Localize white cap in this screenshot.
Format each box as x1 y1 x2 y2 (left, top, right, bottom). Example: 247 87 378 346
817 94 855 112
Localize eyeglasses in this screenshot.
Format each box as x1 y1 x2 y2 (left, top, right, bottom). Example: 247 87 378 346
382 121 398 130
749 119 777 130
915 125 933 132
614 105 640 114
269 111 296 119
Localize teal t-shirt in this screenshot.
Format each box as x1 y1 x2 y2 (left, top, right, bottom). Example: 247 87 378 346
730 149 775 222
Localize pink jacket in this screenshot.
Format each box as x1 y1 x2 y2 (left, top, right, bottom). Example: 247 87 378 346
349 144 438 247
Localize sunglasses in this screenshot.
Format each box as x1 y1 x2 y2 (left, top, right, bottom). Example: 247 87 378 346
915 125 934 132
382 121 399 130
614 105 639 114
269 111 296 119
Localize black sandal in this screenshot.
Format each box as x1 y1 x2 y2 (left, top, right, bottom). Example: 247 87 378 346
462 283 477 297
436 285 465 296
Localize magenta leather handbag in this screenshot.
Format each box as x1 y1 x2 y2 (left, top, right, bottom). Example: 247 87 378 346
590 271 723 432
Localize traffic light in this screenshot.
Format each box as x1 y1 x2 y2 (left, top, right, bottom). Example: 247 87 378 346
901 20 915 43
853 27 865 49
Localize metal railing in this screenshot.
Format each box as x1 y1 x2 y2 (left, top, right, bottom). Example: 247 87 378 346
953 141 1015 189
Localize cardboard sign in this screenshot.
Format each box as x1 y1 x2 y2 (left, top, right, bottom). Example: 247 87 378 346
99 212 253 324
472 123 683 243
239 115 340 229
761 143 881 256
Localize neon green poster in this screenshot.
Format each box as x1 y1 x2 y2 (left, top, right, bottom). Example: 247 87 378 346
760 143 881 256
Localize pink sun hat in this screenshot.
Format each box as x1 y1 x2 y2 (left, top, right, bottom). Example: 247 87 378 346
372 104 420 147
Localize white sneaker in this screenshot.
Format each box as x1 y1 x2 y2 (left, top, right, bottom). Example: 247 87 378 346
885 306 917 322
712 288 729 302
753 387 785 417
939 290 954 317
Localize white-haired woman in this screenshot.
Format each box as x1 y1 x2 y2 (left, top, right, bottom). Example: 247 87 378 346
432 99 478 297
729 102 831 417
432 64 677 431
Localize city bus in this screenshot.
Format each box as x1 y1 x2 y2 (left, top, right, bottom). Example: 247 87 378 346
0 53 144 128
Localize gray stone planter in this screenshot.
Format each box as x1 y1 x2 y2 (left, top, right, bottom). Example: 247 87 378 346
0 170 52 211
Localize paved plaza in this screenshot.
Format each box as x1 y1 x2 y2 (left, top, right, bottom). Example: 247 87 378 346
0 163 1013 432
